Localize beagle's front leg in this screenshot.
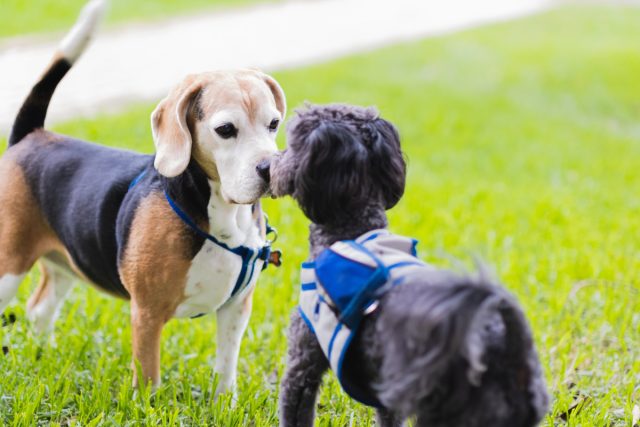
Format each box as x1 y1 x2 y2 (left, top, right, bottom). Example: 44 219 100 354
130 300 167 388
214 287 254 397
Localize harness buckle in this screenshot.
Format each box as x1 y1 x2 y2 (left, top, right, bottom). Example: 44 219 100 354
363 300 379 315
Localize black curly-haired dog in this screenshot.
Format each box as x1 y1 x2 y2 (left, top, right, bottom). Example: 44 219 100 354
270 104 549 427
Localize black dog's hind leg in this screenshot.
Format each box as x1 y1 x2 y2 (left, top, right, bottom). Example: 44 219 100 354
279 310 328 427
377 408 405 427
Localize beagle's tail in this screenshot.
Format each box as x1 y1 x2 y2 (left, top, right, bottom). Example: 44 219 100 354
8 0 107 146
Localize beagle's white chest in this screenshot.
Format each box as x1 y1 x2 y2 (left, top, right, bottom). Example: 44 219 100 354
173 182 265 318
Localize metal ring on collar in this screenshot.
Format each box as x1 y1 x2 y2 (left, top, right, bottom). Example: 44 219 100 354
267 226 278 244
264 213 278 244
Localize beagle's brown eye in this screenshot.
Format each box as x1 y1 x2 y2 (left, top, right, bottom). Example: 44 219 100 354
215 123 237 139
268 119 279 132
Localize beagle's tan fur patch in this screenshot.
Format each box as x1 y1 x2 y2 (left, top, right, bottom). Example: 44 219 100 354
0 152 63 276
120 192 193 315
119 191 195 384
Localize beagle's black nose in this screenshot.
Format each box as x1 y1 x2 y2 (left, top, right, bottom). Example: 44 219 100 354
256 159 271 183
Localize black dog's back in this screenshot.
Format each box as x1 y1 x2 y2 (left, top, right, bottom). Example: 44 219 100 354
360 270 549 426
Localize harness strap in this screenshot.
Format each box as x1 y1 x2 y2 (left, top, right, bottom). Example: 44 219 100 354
163 190 274 298
126 170 279 302
128 170 148 190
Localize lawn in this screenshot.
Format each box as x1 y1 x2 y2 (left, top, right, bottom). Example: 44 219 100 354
0 0 275 40
1 4 639 426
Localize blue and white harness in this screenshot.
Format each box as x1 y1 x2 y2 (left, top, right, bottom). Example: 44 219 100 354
299 229 428 407
129 170 281 311
163 193 280 306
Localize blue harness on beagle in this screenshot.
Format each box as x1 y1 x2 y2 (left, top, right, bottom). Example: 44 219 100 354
129 170 281 307
299 230 428 407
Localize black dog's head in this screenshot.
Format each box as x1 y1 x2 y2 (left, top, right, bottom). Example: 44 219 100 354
270 104 406 226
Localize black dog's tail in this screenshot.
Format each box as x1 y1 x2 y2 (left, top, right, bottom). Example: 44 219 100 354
375 270 549 425
8 0 107 146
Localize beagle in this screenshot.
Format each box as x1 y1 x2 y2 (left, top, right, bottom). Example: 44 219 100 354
0 0 285 394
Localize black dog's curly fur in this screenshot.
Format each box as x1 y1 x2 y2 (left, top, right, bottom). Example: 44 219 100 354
271 104 549 427
271 105 405 234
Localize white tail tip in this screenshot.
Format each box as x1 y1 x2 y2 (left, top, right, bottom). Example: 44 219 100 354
58 0 108 63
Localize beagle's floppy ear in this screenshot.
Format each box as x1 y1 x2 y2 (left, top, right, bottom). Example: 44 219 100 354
260 72 287 120
151 78 203 177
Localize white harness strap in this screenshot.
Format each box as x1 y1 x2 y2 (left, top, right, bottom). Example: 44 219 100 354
299 265 353 371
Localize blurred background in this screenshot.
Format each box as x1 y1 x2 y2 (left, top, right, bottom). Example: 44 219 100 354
0 0 638 426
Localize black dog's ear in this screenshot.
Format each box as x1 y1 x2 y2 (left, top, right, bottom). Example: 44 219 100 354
294 122 371 225
369 118 406 209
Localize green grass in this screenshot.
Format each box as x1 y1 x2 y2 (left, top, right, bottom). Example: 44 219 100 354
2 4 640 426
0 0 274 40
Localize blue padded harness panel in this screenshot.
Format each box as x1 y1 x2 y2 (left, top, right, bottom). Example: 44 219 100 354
299 229 427 408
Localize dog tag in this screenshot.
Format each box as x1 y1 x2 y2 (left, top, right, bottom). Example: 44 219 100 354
269 249 283 267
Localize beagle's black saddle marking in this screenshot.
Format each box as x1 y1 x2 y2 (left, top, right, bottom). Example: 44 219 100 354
15 132 211 298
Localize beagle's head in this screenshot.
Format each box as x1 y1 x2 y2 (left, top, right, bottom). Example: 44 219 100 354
151 70 286 205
